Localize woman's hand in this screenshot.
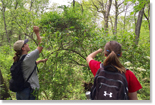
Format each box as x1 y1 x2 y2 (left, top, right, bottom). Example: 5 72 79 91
36 59 48 64
42 58 48 63
86 48 103 65
97 48 103 53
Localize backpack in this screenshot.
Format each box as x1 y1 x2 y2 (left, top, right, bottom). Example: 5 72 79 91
90 64 129 100
9 55 37 92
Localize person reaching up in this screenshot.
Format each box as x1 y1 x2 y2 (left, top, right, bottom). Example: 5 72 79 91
12 26 48 100
86 41 142 100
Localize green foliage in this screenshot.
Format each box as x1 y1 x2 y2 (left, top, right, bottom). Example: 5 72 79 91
126 0 150 15
34 4 98 100
116 28 150 100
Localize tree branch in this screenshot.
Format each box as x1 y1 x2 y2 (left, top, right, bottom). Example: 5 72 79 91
91 0 101 12
63 48 86 60
144 12 150 30
15 0 18 10
71 59 87 67
118 1 124 7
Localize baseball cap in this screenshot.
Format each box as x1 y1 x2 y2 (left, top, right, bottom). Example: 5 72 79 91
13 39 29 51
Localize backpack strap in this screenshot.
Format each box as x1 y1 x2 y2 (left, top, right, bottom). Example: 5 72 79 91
25 64 37 82
91 64 104 99
100 63 103 68
20 54 37 83
19 55 27 62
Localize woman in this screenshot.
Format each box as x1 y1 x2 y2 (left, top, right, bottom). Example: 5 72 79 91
86 41 142 100
13 26 47 100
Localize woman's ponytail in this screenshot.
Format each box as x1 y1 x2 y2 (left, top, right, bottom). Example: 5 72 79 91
103 51 117 66
103 51 126 73
103 41 126 73
13 50 22 62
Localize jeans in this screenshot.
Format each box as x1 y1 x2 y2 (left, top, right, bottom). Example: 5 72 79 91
16 87 38 100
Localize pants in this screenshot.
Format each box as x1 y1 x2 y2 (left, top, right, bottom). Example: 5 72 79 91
16 87 38 100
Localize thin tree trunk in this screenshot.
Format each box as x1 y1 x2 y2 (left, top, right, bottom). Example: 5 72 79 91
114 0 118 35
30 0 33 11
109 17 114 34
123 4 128 33
1 0 10 44
15 0 18 9
104 0 112 35
135 7 145 45
73 0 75 7
91 0 112 36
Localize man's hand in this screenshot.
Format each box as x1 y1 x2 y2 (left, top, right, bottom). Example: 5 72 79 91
33 26 39 34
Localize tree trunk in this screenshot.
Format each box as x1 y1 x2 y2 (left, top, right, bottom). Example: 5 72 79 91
109 17 114 34
0 70 12 100
123 6 127 31
73 0 75 7
104 0 112 35
135 7 145 45
1 0 10 44
114 0 118 35
91 0 112 36
30 0 33 11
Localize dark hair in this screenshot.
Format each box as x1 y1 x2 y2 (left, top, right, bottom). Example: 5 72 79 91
13 50 23 62
103 41 126 73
